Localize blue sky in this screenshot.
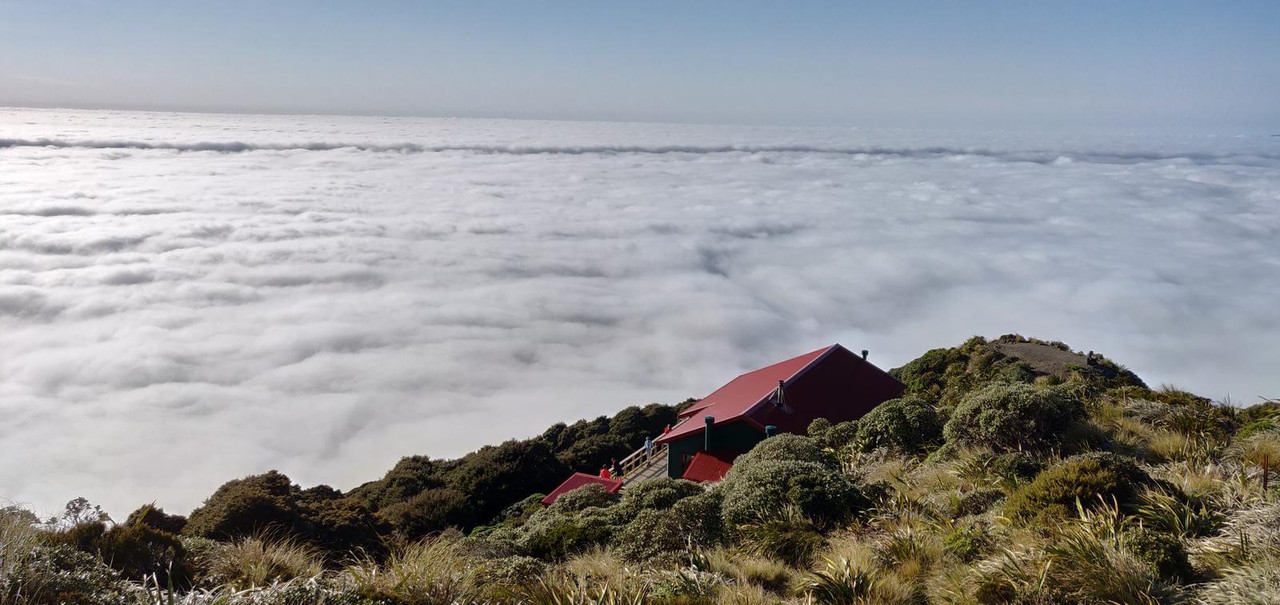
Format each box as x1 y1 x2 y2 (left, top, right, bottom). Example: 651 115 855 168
1 1 1278 129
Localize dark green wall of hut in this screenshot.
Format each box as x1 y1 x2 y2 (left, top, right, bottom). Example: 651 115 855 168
665 421 765 478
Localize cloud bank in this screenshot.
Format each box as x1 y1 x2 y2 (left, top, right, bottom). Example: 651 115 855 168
1 108 1278 518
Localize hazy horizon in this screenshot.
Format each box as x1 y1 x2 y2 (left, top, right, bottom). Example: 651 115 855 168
2 2 1278 131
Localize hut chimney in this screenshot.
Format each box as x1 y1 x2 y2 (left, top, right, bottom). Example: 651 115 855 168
704 416 714 451
861 349 869 360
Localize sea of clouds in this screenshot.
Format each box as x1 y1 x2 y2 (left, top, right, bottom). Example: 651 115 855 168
2 107 1278 517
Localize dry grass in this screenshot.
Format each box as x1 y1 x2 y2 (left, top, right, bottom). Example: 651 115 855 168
342 537 480 604
1 511 46 605
703 548 796 595
202 535 324 590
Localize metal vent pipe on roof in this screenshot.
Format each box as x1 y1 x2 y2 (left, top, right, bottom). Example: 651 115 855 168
861 349 869 360
704 415 714 452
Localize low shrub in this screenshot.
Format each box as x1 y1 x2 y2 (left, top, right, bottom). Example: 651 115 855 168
549 483 619 514
719 435 866 528
952 488 1006 517
613 490 725 562
1004 452 1152 524
123 503 188 535
989 451 1044 484
943 524 993 562
518 508 616 561
943 382 1086 453
617 477 702 514
853 396 944 455
1126 527 1192 581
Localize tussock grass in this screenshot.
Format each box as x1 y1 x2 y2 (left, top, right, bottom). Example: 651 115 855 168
202 535 324 590
343 537 479 604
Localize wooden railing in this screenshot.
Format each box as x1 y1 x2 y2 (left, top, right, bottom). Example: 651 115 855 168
618 442 667 481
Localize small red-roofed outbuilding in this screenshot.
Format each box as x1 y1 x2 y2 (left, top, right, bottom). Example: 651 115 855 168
680 450 740 483
541 472 622 506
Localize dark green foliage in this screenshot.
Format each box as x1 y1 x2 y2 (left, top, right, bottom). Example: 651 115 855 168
943 524 993 562
1237 418 1278 441
124 503 187 535
50 521 192 587
448 439 568 528
618 478 703 514
348 455 449 512
943 382 1086 453
95 523 191 587
989 451 1045 484
302 496 385 554
853 395 944 454
1005 452 1152 524
379 488 473 540
952 488 1006 517
490 493 547 527
546 404 677 474
520 512 614 561
554 432 630 473
1126 528 1193 581
183 470 384 555
184 470 303 541
807 418 833 439
613 490 725 562
719 435 867 529
807 418 860 450
52 521 106 553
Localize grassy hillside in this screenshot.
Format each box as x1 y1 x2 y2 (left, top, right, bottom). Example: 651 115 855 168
3 335 1278 604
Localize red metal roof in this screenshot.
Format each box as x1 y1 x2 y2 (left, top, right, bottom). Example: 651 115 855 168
656 345 836 445
540 472 623 506
680 450 740 483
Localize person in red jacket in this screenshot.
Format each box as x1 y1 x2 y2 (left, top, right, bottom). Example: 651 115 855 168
599 466 611 479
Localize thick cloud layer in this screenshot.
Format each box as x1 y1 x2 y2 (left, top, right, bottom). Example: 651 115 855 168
2 108 1278 517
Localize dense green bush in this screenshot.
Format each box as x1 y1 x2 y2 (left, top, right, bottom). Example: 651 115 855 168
1126 528 1193 581
379 488 473 540
97 523 191 587
952 488 1006 517
943 524 993 562
447 439 569 528
348 455 450 512
989 451 1045 484
519 510 615 561
123 503 187 535
853 395 944 454
1004 452 1152 524
613 489 725 562
719 435 866 528
943 382 1086 453
184 471 304 541
617 477 702 514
